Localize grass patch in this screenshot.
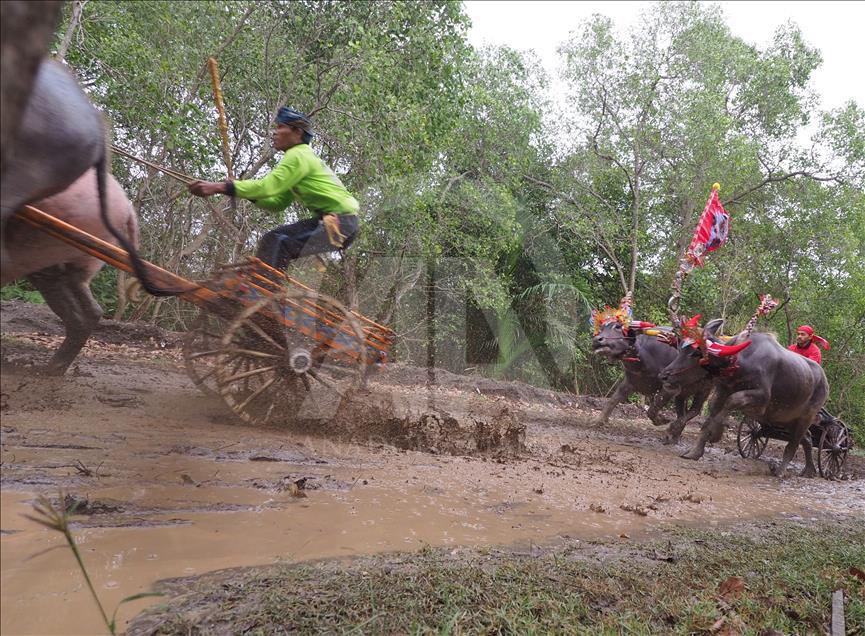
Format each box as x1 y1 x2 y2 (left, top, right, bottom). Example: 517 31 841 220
128 519 865 635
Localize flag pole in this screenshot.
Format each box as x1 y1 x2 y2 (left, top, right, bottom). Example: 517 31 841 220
667 182 727 327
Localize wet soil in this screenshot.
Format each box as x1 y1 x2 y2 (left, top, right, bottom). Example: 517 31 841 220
1 300 863 635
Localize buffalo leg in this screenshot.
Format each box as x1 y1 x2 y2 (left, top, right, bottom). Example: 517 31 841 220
646 391 675 427
593 378 633 426
664 388 710 445
27 266 102 375
771 436 802 478
771 415 818 478
682 388 764 460
798 433 817 478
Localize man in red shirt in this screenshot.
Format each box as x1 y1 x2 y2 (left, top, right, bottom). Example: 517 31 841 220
789 325 837 432
787 325 830 365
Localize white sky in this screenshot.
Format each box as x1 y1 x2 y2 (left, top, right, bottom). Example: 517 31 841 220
464 1 864 113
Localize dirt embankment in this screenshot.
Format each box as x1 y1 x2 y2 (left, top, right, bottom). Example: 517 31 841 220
1 299 863 635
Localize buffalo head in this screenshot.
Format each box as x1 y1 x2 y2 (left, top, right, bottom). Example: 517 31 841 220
591 317 658 361
659 317 751 393
591 319 634 360
590 300 653 361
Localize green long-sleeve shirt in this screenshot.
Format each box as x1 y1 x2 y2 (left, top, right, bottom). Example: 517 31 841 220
231 144 359 216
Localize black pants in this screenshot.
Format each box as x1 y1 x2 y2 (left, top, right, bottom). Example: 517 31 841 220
255 214 358 270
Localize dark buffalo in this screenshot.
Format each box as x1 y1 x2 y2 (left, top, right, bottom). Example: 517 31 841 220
0 0 62 176
2 169 138 375
1 60 107 233
1 54 172 297
658 319 828 476
592 320 711 444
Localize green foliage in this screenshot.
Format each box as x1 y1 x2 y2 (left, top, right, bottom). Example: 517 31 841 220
89 267 119 317
1 280 44 304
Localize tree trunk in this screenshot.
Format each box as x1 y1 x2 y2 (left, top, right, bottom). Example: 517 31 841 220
55 0 87 63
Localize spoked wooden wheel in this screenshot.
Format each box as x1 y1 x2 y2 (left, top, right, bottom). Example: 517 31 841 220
183 311 232 397
214 289 368 426
818 421 851 479
736 417 768 459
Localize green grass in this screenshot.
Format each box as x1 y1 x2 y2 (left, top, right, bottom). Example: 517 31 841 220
128 519 865 635
27 494 162 635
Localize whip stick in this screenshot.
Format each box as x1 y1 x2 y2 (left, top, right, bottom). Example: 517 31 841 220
207 56 234 180
110 145 196 184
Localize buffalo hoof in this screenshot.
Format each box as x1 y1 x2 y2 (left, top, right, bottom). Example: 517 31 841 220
34 364 67 377
770 462 789 477
662 431 680 446
680 447 704 460
800 465 817 478
646 410 669 427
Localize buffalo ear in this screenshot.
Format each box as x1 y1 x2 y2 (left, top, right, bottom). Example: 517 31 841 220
703 318 725 339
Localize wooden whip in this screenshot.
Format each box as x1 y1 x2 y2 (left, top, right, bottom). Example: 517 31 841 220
110 144 196 184
207 56 234 180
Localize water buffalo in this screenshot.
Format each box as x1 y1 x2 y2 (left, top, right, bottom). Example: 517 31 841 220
1 59 172 297
0 0 62 176
2 169 138 375
592 320 711 444
658 319 828 477
1 60 107 232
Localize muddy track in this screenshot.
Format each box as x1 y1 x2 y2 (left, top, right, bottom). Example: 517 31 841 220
2 300 863 635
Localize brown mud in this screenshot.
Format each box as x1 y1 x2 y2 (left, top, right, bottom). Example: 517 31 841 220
1 299 863 635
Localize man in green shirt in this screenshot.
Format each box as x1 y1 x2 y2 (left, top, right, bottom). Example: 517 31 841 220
188 107 359 270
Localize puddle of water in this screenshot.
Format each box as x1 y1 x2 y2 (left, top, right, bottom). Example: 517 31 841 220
1 480 640 635
1 454 817 636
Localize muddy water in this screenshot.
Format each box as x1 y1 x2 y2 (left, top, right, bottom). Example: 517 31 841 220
4 479 644 635
0 445 824 636
2 349 863 635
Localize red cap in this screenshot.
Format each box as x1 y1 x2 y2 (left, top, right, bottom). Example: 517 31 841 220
797 325 830 350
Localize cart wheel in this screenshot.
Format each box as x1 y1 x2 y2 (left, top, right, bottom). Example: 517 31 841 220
214 289 367 426
817 421 850 479
183 311 231 397
736 417 767 459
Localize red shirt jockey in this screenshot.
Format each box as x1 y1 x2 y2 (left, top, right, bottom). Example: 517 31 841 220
787 325 830 365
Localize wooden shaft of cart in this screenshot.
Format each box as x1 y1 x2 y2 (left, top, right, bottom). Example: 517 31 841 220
16 204 215 303
15 204 395 360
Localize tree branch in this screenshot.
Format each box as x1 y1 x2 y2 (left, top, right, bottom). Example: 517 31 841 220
524 175 628 293
724 170 838 206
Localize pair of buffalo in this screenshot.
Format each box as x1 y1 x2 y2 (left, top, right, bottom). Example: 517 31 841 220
1 1 160 374
591 316 828 477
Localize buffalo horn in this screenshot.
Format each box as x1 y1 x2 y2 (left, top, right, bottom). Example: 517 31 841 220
706 339 752 357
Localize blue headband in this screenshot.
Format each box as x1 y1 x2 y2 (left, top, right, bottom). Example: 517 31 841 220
277 107 311 129
276 107 313 144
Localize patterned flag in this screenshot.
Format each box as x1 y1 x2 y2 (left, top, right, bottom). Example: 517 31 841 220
667 183 730 326
686 186 730 268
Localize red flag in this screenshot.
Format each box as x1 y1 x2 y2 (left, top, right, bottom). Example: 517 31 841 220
686 187 729 267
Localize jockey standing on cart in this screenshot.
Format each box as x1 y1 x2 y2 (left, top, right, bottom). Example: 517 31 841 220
788 325 833 426
788 325 829 365
188 107 359 271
